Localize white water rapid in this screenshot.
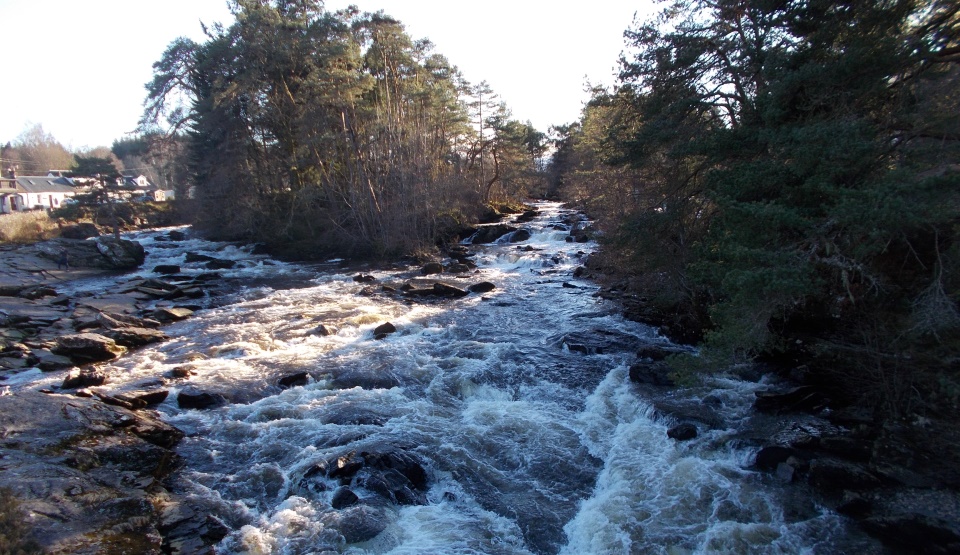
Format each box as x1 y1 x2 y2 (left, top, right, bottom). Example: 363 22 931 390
13 203 878 554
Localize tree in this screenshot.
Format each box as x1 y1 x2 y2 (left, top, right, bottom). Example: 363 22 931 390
142 0 501 258
72 155 120 178
560 0 960 413
8 124 75 174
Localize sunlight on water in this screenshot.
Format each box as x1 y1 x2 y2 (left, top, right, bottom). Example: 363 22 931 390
17 203 874 554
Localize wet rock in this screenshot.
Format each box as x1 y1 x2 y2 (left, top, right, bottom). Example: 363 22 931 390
278 372 309 389
318 446 430 509
809 458 881 491
628 362 676 386
432 282 469 298
516 209 538 222
95 391 145 410
560 329 643 355
177 388 226 410
167 230 187 241
445 263 472 274
667 423 698 441
420 262 443 275
170 366 197 379
61 368 108 389
153 307 194 322
18 284 57 300
153 264 181 275
53 332 126 363
33 348 75 371
373 322 396 338
127 389 170 406
97 311 161 330
311 324 340 337
328 451 366 480
468 281 496 294
509 228 532 242
776 462 797 482
331 487 360 509
470 224 517 244
755 446 795 471
325 504 387 544
0 391 184 554
104 327 169 348
353 274 377 283
205 258 236 270
184 252 215 263
95 236 147 269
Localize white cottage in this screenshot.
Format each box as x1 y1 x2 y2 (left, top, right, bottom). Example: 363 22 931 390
0 175 77 213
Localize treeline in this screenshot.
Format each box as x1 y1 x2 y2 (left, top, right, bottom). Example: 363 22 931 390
143 0 547 259
551 0 960 416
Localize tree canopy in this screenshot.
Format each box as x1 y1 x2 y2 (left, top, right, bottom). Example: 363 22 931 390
553 0 960 415
142 0 545 258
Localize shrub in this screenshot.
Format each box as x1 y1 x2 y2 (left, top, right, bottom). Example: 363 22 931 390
0 211 58 244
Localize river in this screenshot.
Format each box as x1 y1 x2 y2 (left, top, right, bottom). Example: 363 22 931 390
17 202 878 554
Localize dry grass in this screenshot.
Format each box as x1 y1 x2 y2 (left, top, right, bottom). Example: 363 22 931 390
0 211 59 244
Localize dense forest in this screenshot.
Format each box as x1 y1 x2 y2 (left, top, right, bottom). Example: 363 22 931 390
142 0 546 259
550 0 960 417
143 0 959 418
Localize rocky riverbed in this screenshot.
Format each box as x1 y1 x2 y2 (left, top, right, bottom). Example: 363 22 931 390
2 215 960 554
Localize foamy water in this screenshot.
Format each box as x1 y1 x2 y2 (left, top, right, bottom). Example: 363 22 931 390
14 203 876 554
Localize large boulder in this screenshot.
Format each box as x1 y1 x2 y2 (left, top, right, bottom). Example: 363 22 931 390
470 224 517 244
177 388 226 410
95 236 146 269
53 333 126 364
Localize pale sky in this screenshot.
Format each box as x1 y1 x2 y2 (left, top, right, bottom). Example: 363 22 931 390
0 0 654 151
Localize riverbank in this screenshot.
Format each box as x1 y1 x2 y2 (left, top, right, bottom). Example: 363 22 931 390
583 253 960 554
3 206 955 553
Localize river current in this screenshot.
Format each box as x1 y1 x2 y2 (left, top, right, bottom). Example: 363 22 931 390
16 202 874 554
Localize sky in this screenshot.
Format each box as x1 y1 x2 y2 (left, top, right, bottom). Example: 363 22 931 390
0 0 655 151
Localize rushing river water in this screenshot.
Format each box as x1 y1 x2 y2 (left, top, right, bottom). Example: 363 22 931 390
19 202 877 554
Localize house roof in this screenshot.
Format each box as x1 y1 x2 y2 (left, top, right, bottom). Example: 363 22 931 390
15 176 77 194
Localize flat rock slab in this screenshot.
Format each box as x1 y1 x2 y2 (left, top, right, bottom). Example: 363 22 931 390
76 294 144 315
0 296 70 321
0 391 184 554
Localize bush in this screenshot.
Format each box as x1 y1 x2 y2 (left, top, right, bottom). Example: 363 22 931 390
0 211 58 244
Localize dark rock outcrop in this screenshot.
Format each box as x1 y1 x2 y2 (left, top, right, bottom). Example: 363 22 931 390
628 361 676 386
177 388 227 410
0 391 184 554
104 327 169 348
53 332 126 364
373 322 397 339
667 423 698 441
470 224 517 244
279 372 310 389
420 262 443 275
468 281 496 294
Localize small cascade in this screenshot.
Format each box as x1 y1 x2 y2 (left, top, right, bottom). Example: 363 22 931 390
12 203 878 554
